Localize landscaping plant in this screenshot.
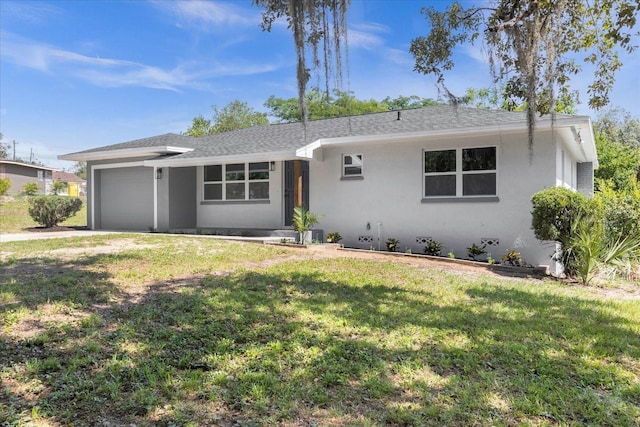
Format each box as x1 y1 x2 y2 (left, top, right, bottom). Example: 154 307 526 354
22 182 39 196
385 237 400 252
467 242 487 261
0 177 11 196
27 196 83 228
326 232 342 243
423 239 442 256
292 205 322 245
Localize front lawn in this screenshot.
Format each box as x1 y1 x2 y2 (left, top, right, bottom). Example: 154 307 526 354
1 235 638 425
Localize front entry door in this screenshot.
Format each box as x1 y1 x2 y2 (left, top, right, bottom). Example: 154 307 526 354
284 160 309 226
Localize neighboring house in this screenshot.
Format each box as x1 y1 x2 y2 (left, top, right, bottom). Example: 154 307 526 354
59 106 597 272
52 171 87 196
0 160 56 195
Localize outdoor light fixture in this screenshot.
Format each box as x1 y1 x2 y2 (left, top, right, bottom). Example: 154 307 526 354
156 168 163 179
270 161 276 171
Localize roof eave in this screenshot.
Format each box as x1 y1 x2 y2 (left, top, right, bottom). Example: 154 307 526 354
144 150 301 167
58 146 194 162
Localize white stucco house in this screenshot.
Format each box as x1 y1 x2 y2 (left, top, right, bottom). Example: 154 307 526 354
59 106 597 271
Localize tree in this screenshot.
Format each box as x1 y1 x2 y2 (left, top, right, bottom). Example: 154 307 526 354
265 88 388 123
593 109 640 193
72 162 87 180
185 101 268 136
50 179 66 195
410 1 640 155
254 0 349 124
381 95 443 111
0 133 8 159
28 196 82 228
461 85 579 114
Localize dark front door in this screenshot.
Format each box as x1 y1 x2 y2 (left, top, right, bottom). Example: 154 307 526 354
284 160 309 226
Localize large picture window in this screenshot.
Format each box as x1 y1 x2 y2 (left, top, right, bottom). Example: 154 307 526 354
203 162 269 201
424 147 496 198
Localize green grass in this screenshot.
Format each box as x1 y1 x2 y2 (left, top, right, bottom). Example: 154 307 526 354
1 235 639 426
0 196 87 233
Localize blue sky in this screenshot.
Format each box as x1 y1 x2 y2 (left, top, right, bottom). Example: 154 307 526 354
1 0 638 170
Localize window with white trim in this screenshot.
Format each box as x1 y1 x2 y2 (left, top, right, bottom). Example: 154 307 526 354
424 147 496 197
342 154 363 177
203 162 269 201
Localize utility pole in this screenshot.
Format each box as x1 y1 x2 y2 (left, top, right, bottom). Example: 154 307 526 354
12 140 18 161
30 148 34 163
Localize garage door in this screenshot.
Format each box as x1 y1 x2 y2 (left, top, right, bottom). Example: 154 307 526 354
99 167 153 230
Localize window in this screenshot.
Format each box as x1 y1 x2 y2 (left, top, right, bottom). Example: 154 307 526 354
203 162 269 201
342 154 363 177
424 147 496 198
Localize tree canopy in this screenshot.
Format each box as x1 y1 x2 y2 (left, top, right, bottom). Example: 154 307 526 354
184 101 269 136
410 0 640 154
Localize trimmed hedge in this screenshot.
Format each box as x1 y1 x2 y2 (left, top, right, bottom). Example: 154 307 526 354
28 196 83 228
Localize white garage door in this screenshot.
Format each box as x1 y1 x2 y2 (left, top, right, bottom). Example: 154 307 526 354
100 167 154 230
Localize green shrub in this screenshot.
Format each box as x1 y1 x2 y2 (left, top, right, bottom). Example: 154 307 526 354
386 237 399 252
0 178 10 196
531 187 594 242
23 182 39 196
594 181 640 237
50 179 66 195
292 205 322 245
467 242 486 260
326 232 342 243
423 239 442 256
28 196 83 228
531 187 598 275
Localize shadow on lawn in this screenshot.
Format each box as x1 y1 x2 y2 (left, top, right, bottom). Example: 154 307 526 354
1 257 639 426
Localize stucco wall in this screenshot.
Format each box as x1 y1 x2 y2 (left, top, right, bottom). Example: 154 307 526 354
0 163 50 195
196 163 284 229
309 130 559 269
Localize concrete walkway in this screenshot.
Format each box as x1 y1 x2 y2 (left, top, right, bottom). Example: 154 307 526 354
0 229 294 244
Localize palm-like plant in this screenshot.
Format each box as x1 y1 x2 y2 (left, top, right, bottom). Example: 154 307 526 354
292 205 322 245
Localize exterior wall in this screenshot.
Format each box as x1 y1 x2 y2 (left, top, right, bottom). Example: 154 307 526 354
0 163 51 195
196 163 284 229
556 144 577 189
309 130 559 269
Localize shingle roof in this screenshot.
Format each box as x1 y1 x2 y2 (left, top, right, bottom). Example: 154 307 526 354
62 106 587 162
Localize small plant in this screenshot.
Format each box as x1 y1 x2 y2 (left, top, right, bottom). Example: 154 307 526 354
0 178 11 196
386 237 400 252
23 182 39 196
406 248 412 254
423 239 442 256
501 250 523 267
50 179 66 195
467 242 487 261
448 251 455 259
326 232 343 243
487 254 495 265
292 205 323 245
28 196 83 228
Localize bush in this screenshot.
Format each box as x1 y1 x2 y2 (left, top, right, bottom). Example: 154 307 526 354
23 182 39 196
28 196 83 228
423 239 442 256
326 232 342 243
531 187 594 243
0 178 10 196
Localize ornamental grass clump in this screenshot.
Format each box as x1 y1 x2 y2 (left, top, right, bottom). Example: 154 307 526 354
28 196 83 228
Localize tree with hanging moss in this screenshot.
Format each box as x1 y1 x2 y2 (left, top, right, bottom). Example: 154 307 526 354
410 0 640 156
253 0 350 125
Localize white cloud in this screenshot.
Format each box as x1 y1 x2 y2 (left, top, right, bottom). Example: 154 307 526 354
151 0 260 30
0 1 63 25
0 32 280 91
348 22 412 66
